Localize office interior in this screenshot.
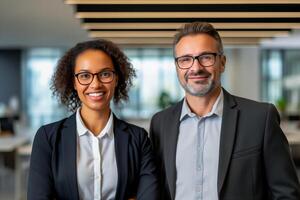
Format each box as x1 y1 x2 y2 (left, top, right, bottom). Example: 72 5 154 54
1 0 300 199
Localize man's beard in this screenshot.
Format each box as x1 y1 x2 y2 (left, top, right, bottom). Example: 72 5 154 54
180 70 215 97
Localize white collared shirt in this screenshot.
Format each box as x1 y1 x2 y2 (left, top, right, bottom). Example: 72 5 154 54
175 90 224 200
76 108 118 200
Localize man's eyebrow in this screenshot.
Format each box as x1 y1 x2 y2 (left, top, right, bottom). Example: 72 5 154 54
177 52 216 57
198 51 216 55
176 53 193 57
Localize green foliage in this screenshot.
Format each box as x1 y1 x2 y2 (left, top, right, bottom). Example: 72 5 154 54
276 98 287 112
158 91 173 109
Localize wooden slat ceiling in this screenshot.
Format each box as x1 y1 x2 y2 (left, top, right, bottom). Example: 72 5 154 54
65 0 300 46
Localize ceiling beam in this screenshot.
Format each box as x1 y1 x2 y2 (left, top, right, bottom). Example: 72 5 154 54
76 12 300 19
92 37 263 45
75 4 300 12
66 0 300 5
89 30 289 38
82 22 300 30
65 0 300 45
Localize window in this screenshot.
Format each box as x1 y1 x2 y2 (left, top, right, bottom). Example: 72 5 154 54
261 50 283 104
23 48 68 130
114 48 184 119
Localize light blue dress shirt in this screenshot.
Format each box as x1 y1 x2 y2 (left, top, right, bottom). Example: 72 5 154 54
76 109 118 200
175 91 223 200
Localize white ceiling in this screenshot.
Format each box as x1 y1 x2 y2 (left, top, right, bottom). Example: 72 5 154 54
0 0 88 48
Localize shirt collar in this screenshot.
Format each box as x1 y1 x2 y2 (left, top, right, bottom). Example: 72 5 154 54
180 89 224 121
76 108 114 139
99 111 114 139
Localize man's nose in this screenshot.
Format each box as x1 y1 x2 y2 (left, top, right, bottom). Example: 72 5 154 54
190 58 205 71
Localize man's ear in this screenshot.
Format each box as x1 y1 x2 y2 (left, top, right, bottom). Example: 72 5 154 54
220 55 226 73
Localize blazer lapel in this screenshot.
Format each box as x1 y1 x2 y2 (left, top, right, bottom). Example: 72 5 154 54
217 89 239 193
164 101 183 200
113 116 129 200
60 113 79 200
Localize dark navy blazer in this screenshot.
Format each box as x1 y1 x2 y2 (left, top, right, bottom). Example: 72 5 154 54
150 88 300 200
28 113 159 200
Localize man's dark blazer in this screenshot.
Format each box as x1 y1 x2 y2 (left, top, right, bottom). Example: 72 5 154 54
150 88 300 200
28 113 159 200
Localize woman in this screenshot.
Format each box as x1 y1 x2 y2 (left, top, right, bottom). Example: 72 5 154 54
27 39 159 200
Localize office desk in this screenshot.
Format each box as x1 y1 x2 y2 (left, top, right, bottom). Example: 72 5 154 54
281 122 300 144
0 135 29 152
281 121 300 162
0 135 30 200
286 133 300 146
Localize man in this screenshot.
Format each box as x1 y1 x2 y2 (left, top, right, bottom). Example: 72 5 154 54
150 22 300 200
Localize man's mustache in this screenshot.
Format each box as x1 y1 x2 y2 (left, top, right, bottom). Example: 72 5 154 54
184 70 211 80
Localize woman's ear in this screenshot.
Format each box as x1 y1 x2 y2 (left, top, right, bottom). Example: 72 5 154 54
73 78 77 90
115 75 118 87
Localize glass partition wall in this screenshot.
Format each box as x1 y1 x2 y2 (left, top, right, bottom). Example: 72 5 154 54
261 49 300 117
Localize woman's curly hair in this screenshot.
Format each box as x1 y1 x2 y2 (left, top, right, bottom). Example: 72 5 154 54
50 39 136 112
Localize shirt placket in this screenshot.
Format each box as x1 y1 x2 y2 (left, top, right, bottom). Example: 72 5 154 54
196 117 205 200
92 135 102 200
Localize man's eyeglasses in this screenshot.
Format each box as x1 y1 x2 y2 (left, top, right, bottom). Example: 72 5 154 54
175 52 222 69
74 70 115 85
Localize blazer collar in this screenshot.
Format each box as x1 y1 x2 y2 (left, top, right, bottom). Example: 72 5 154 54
163 100 183 200
113 115 129 200
60 113 80 200
217 88 239 193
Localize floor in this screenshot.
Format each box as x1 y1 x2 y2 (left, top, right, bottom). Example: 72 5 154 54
0 161 300 200
0 155 29 200
0 169 18 200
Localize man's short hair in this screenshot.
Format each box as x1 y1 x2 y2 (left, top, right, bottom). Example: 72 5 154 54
173 22 224 55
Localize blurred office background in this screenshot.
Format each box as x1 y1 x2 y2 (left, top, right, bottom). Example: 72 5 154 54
1 0 300 199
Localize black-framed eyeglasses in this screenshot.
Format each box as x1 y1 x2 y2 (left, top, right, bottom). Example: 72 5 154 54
74 70 115 85
175 52 222 69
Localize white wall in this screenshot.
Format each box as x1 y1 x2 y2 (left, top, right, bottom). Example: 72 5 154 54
222 47 260 101
0 0 88 47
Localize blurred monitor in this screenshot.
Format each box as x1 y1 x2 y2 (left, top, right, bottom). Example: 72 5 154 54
0 116 19 134
288 115 300 121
